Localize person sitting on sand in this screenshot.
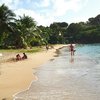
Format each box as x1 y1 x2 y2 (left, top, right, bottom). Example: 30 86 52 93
16 54 21 61
22 53 27 60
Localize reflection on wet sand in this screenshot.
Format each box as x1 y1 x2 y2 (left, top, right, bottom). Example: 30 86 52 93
70 56 74 63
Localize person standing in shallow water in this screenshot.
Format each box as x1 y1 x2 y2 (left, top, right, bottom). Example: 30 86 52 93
69 44 75 56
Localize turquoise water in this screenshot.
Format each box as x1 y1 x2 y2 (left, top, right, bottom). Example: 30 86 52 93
14 44 100 100
76 44 100 57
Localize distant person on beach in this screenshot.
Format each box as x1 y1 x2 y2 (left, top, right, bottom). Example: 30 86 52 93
16 54 21 61
22 53 27 59
46 44 49 51
69 44 75 56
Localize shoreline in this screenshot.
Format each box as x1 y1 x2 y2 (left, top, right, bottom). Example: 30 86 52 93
0 44 67 100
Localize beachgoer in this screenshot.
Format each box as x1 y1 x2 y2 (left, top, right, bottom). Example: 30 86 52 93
46 44 49 50
16 54 21 61
22 53 27 59
69 44 75 56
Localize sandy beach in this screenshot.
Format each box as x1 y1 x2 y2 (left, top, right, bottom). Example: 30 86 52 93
0 44 67 100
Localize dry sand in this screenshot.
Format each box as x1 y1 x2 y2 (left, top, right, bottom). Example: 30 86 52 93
0 44 67 100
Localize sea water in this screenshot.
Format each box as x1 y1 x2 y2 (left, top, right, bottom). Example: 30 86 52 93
14 44 100 100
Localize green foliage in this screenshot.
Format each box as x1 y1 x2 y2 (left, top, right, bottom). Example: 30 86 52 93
10 15 38 48
88 14 100 26
49 22 68 44
66 20 100 43
0 4 16 47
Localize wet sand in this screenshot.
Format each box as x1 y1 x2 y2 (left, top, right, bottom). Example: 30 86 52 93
0 44 67 100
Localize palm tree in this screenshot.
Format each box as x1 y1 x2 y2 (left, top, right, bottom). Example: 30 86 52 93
0 4 16 47
0 4 16 32
14 15 38 48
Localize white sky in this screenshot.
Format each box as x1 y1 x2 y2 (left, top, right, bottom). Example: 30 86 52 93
0 0 100 26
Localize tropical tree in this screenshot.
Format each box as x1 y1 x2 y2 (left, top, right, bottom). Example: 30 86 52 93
88 14 100 26
0 4 16 47
37 25 51 45
14 15 38 48
49 22 68 44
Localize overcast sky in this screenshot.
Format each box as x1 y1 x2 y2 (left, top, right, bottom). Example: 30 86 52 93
0 0 100 26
